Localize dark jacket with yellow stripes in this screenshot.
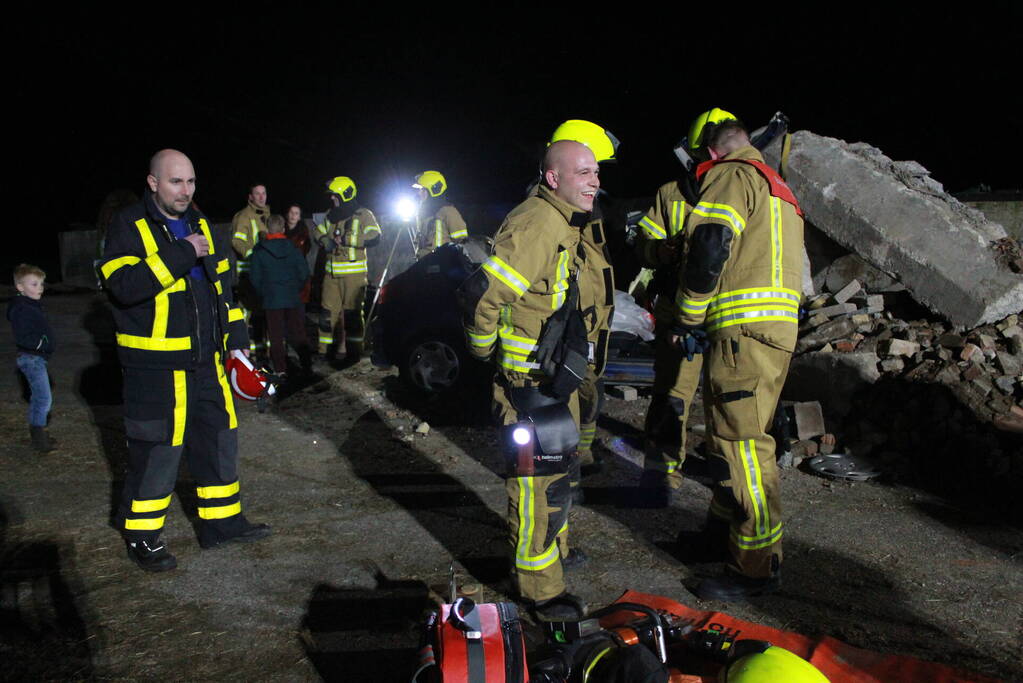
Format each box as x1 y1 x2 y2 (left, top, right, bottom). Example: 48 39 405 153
100 194 249 370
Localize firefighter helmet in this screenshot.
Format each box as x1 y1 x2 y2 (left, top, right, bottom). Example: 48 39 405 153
225 350 276 401
722 645 829 683
549 119 620 162
413 170 447 198
687 108 739 151
326 176 357 202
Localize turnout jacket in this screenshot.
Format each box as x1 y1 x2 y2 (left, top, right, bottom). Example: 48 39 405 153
416 201 468 257
637 180 694 325
316 206 380 277
675 145 804 351
577 206 614 377
231 201 270 274
100 194 249 370
463 186 590 378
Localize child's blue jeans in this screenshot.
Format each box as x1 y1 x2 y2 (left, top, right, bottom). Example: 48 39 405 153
17 353 52 427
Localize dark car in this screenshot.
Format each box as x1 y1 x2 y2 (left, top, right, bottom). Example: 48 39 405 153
370 238 655 393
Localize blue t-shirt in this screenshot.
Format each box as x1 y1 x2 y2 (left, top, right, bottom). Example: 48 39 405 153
166 217 205 281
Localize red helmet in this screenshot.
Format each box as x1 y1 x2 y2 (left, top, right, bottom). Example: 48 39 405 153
226 350 276 401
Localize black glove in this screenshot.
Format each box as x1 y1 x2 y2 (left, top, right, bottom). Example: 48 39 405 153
672 323 708 362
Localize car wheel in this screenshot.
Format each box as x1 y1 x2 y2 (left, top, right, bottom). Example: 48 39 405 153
403 338 463 393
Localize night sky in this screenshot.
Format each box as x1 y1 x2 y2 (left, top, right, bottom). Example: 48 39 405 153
10 8 1021 277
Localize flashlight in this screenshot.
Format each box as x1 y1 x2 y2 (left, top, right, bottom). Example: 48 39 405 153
395 196 416 222
512 426 531 446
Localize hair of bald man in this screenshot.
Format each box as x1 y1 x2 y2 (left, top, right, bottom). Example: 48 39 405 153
706 120 749 155
148 149 191 178
542 139 589 174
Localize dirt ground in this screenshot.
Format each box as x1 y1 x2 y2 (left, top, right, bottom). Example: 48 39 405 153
1 288 1021 682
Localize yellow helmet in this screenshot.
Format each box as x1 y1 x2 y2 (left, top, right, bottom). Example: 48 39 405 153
413 170 447 198
549 119 620 162
722 646 829 683
326 176 357 202
687 108 739 151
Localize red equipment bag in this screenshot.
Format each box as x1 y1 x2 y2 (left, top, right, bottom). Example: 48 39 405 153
414 597 528 682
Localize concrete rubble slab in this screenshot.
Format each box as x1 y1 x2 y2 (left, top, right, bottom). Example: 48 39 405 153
793 401 826 440
766 132 1023 329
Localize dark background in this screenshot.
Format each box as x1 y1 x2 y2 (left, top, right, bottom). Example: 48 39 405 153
8 8 1021 278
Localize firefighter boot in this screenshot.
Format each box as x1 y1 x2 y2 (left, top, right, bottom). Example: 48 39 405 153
533 592 586 621
126 537 178 572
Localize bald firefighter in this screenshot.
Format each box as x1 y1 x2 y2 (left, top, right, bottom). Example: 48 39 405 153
315 176 380 359
412 170 468 258
675 110 804 600
460 139 602 621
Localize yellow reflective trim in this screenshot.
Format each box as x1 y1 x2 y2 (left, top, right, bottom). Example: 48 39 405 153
131 495 172 513
145 253 175 289
233 231 248 241
152 278 186 339
216 258 230 274
450 228 468 239
228 307 244 322
515 477 560 570
198 502 241 520
732 523 783 550
171 370 187 446
638 215 667 240
125 515 166 530
482 256 530 296
196 480 240 499
198 219 215 255
215 281 223 295
708 300 799 317
670 200 686 235
116 333 191 351
101 256 141 279
712 286 801 299
770 197 783 288
435 218 443 249
585 648 615 681
134 218 158 256
740 440 769 537
692 202 746 236
468 330 497 347
214 351 238 429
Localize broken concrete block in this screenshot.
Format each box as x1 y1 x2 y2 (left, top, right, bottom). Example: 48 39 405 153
819 343 834 353
833 279 862 304
880 358 905 373
938 333 965 348
835 340 859 352
995 351 1021 378
793 401 826 440
972 376 994 397
880 339 921 357
961 363 984 381
960 344 981 362
999 324 1023 341
415 421 431 435
803 312 829 329
607 385 638 401
765 131 1023 329
821 254 905 294
994 376 1017 395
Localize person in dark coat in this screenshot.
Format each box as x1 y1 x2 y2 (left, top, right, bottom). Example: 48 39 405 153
249 214 312 377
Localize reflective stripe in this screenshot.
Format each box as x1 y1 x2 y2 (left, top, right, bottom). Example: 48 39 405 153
710 287 801 310
670 200 686 236
145 251 175 289
215 281 223 295
499 355 542 373
198 219 216 255
237 261 250 272
172 370 186 447
364 224 380 234
498 326 539 354
703 288 801 331
329 260 368 275
639 215 667 240
557 520 568 536
233 231 248 240
216 258 231 274
706 308 799 331
228 307 244 322
196 481 240 499
152 279 187 339
134 219 158 256
551 251 570 310
692 202 745 236
101 256 141 279
198 502 242 520
739 440 769 539
732 523 783 550
468 330 497 347
131 495 172 513
450 228 468 239
318 334 333 344
770 197 783 288
678 297 710 315
116 333 191 351
125 516 166 530
579 424 596 449
435 219 443 249
515 477 560 571
214 351 238 429
482 256 530 296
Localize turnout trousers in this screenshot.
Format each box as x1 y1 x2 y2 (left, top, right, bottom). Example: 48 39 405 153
703 333 789 578
319 273 367 355
494 375 579 603
644 323 703 488
117 353 250 548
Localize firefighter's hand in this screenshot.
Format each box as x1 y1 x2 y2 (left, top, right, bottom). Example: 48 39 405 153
671 324 708 362
657 240 677 263
184 233 209 257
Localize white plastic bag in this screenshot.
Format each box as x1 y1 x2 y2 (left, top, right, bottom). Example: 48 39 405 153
611 290 655 341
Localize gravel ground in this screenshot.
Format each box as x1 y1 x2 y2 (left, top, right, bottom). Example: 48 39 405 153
1 289 1020 681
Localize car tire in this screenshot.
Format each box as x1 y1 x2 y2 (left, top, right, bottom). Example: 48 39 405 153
400 336 466 393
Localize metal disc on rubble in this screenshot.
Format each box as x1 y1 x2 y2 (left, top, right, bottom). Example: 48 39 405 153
806 453 882 482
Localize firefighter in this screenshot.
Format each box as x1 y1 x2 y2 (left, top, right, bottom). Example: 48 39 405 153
315 176 380 360
100 149 270 571
634 114 736 499
412 170 468 258
460 139 601 621
546 120 619 567
675 110 804 600
231 183 271 358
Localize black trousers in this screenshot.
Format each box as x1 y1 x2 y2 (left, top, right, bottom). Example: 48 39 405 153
118 354 249 546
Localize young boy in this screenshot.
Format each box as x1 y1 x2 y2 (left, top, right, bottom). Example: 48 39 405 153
7 264 56 452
